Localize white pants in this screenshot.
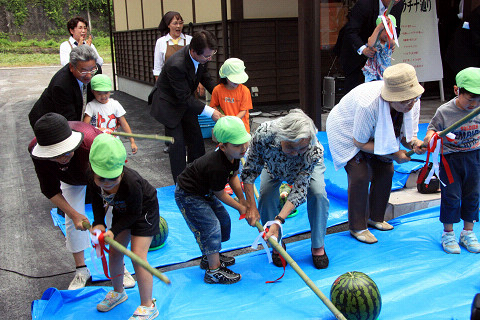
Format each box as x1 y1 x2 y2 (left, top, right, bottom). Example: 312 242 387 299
61 182 91 253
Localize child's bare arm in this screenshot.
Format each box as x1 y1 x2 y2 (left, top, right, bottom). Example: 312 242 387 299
368 23 384 47
424 129 436 145
83 115 92 124
213 188 246 216
117 116 138 154
236 110 247 119
229 174 247 205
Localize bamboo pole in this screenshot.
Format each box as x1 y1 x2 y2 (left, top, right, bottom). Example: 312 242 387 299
82 221 171 285
406 105 480 157
111 131 174 143
240 159 346 320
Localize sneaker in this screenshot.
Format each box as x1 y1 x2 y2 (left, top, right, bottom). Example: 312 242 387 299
442 231 461 254
97 290 128 312
129 299 159 320
200 253 235 270
204 263 241 284
123 267 136 288
460 230 480 253
68 267 90 290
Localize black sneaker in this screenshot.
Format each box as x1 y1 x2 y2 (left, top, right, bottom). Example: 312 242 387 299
200 253 235 270
204 263 241 284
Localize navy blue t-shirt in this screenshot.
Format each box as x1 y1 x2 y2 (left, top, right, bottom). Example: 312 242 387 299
177 149 239 196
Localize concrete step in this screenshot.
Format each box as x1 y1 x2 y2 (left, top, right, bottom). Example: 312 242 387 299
385 171 441 221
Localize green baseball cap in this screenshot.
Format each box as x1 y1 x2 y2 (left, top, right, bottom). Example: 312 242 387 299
456 67 480 95
90 74 112 92
89 134 126 178
376 14 396 27
213 116 251 145
219 58 249 84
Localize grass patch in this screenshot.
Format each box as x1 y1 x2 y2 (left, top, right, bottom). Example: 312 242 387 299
0 37 113 67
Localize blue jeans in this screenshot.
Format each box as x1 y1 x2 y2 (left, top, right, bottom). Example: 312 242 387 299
440 150 480 224
258 161 330 248
175 185 231 255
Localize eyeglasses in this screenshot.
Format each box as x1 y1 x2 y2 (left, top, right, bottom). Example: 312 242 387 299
202 50 217 60
171 21 184 26
76 67 98 75
400 95 422 105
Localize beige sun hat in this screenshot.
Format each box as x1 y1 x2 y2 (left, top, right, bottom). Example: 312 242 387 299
381 63 424 102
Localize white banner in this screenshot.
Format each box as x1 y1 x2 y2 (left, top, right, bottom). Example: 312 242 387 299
392 0 443 82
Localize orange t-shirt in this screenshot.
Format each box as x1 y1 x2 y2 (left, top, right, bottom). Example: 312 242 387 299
210 83 253 133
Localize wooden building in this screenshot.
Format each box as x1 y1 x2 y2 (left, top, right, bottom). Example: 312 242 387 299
112 0 480 126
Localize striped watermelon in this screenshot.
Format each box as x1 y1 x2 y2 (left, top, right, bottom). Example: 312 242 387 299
149 215 168 251
330 271 381 320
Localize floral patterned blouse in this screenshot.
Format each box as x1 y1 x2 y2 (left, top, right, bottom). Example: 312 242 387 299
240 119 324 208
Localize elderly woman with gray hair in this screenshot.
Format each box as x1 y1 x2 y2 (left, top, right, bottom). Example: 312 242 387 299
241 109 330 269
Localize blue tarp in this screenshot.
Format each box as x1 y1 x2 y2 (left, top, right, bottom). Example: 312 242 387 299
34 206 480 319
49 125 430 281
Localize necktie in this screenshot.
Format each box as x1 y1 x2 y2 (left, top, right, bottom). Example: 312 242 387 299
171 38 179 45
81 84 87 121
74 41 78 46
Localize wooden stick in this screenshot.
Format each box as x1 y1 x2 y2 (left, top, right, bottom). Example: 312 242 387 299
406 105 480 157
82 221 171 285
240 159 346 320
373 0 396 47
111 131 174 143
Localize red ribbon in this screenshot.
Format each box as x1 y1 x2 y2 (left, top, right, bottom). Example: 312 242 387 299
263 227 287 284
416 132 454 186
94 232 121 280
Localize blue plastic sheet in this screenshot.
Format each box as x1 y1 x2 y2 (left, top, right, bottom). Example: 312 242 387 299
34 206 480 319
50 183 349 282
49 126 431 281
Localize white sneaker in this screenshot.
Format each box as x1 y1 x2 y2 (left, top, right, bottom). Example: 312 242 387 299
123 267 136 288
460 230 480 253
68 267 91 290
441 231 460 254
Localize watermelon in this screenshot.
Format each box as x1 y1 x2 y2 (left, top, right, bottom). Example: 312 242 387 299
330 271 381 320
149 215 168 251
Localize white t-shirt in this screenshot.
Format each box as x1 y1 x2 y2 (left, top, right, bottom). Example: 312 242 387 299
59 36 104 66
85 98 126 131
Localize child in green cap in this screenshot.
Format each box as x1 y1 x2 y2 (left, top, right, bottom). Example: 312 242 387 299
83 74 138 154
424 67 480 255
210 58 253 133
362 14 398 82
88 133 160 319
174 116 251 284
